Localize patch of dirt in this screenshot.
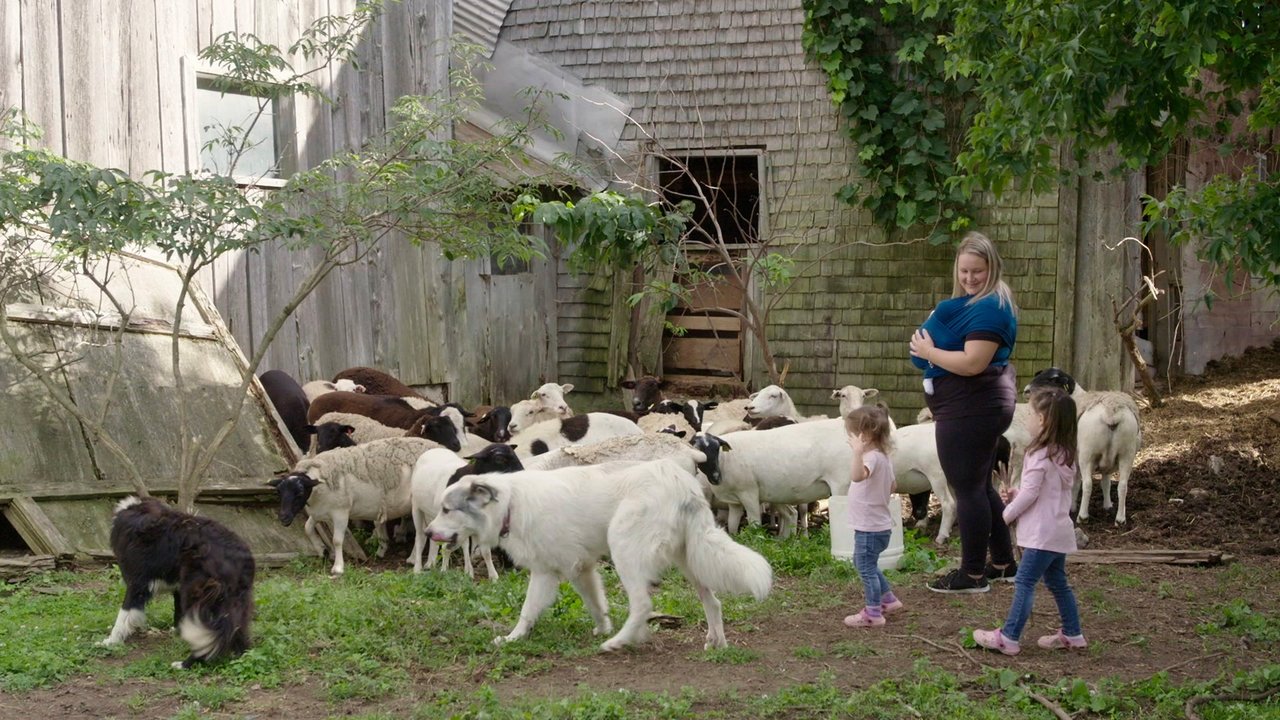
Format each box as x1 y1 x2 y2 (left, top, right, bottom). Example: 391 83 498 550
4 340 1279 717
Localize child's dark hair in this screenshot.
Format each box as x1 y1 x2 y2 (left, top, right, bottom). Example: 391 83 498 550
844 404 894 454
1027 386 1077 467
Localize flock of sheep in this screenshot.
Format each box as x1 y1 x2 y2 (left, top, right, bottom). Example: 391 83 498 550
258 366 1142 578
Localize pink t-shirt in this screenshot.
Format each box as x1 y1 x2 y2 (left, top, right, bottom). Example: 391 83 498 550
848 449 895 532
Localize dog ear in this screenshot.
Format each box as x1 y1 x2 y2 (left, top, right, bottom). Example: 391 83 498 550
469 482 498 505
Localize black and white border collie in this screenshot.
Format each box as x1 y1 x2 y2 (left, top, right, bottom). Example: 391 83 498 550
99 496 256 669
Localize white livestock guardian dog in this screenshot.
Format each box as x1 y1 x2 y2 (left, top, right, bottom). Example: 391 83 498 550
427 459 773 651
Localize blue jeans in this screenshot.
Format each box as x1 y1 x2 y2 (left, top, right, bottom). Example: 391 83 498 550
1002 548 1082 641
854 530 893 607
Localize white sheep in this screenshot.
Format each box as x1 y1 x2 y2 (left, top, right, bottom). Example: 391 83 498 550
522 432 707 476
1072 389 1142 524
831 385 881 419
528 382 575 416
508 412 643 459
701 398 753 435
269 437 434 575
408 449 499 579
747 384 831 422
636 409 697 437
884 423 955 545
301 378 366 403
1026 369 1143 524
690 419 853 538
507 398 573 434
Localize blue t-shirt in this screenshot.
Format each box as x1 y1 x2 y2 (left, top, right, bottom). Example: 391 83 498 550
911 294 1017 380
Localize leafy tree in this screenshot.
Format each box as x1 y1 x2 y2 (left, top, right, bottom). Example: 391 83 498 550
945 0 1279 290
805 0 1279 293
0 3 678 511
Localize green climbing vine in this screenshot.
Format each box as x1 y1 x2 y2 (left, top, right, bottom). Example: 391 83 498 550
801 0 974 243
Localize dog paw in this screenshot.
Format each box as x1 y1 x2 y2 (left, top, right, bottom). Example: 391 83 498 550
492 635 511 647
591 622 614 637
704 633 728 651
170 661 187 670
599 638 626 652
97 638 117 647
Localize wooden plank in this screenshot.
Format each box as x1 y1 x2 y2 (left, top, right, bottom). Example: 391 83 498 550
154 0 195 173
664 337 743 374
20 0 64 154
669 314 742 333
61 0 127 167
685 280 745 314
0 0 19 112
0 555 57 581
4 302 220 340
125 1 164 176
4 497 73 556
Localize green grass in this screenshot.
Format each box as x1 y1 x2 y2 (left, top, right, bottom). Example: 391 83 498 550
3 532 1279 718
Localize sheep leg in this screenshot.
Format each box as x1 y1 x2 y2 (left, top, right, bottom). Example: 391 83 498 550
933 477 957 545
776 504 798 539
568 566 612 637
1115 455 1135 525
373 521 390 559
795 503 810 536
1077 458 1096 522
740 491 764 530
497 571 560 645
726 504 745 534
303 516 327 559
329 510 350 576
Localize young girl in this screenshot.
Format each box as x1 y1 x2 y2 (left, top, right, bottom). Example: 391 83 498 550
973 386 1087 655
842 405 903 628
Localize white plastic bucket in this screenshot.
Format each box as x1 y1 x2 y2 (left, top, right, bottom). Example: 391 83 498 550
829 494 904 571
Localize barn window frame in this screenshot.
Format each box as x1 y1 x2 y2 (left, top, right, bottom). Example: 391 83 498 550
654 148 769 384
183 57 295 188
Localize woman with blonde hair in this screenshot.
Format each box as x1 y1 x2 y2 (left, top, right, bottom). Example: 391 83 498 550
909 231 1019 593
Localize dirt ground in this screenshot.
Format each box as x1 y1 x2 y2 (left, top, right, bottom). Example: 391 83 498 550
5 341 1280 718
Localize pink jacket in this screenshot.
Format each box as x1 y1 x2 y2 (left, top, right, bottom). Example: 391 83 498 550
1002 447 1077 554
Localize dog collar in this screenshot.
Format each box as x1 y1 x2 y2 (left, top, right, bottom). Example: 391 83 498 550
500 508 511 538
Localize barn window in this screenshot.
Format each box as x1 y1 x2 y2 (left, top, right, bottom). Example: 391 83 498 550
657 150 765 383
195 75 292 182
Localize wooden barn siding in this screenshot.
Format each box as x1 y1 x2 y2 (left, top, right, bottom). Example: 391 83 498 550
499 0 1095 424
3 0 555 408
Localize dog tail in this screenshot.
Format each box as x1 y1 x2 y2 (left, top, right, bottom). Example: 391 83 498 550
682 500 772 601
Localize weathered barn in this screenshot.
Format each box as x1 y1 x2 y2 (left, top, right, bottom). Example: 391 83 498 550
1 0 1275 560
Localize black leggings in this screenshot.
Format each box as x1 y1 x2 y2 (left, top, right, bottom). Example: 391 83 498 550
935 411 1015 576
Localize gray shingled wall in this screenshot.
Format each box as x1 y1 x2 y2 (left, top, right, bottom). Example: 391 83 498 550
501 1 1060 423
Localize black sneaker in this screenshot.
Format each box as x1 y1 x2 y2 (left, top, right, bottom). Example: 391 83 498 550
985 561 1018 583
928 569 990 594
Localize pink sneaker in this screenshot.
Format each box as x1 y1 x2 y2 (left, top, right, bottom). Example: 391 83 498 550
1037 630 1087 650
843 610 886 628
973 628 1021 655
881 598 905 615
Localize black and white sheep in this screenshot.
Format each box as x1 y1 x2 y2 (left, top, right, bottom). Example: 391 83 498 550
409 444 525 578
508 412 644 459
306 392 460 450
267 436 434 575
689 419 853 538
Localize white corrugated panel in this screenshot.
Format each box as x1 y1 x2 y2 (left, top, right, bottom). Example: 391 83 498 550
454 0 515 56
